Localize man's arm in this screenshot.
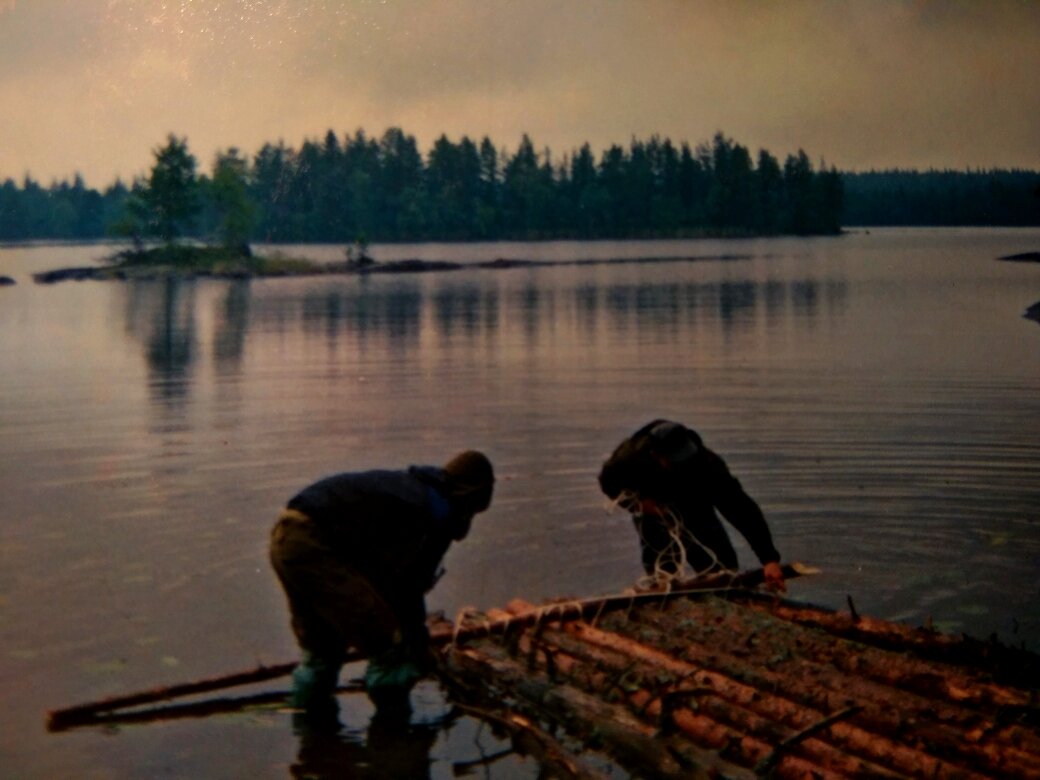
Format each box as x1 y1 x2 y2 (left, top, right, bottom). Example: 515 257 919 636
705 452 785 591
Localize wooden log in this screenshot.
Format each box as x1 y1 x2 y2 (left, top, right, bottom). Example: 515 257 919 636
642 596 1035 710
45 658 317 731
563 620 994 780
45 564 814 731
744 597 1040 689
623 598 1040 774
451 563 816 639
531 625 903 780
47 681 367 730
441 642 754 779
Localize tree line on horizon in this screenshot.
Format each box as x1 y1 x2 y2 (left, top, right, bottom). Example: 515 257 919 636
0 127 1035 245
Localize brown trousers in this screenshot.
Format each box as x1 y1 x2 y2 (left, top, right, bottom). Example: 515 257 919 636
269 509 400 662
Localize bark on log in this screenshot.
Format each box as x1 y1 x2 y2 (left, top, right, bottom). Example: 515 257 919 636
528 625 902 780
441 642 753 780
618 600 1040 775
642 596 1034 710
563 621 994 780
745 597 1040 689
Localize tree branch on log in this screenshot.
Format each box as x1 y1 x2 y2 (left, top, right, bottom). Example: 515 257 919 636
754 705 863 776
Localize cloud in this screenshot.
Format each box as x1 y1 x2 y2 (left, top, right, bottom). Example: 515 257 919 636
0 0 1037 185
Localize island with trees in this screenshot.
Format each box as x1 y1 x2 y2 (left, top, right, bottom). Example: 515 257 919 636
2 126 1037 282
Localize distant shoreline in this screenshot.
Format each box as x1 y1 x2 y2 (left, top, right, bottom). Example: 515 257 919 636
30 248 756 284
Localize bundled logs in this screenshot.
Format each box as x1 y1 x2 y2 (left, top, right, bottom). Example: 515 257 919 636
436 592 1040 779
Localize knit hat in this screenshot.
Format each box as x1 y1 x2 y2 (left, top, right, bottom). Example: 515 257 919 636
443 450 495 495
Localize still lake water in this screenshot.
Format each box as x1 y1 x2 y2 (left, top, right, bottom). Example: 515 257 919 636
1 229 1038 778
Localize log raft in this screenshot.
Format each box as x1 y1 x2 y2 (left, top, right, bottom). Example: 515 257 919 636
44 564 1040 778
434 573 1040 779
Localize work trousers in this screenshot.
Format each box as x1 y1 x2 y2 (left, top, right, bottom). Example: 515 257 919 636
269 509 400 665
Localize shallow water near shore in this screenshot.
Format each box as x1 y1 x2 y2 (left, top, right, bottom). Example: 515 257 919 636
1 228 1038 778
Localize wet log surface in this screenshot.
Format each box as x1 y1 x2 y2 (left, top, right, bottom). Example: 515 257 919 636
435 592 1040 779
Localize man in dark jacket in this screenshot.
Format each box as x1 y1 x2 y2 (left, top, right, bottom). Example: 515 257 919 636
270 450 494 715
598 420 785 591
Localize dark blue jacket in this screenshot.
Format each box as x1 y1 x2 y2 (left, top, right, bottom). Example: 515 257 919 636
288 465 469 638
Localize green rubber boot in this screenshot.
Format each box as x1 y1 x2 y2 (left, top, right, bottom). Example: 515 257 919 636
289 652 341 710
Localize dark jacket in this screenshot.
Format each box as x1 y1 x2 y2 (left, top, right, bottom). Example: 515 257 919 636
599 420 780 576
287 465 468 636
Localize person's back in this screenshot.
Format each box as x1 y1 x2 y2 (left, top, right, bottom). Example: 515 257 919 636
270 450 495 717
599 420 784 589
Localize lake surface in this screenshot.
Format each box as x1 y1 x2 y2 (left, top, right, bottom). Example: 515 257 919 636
1 229 1038 778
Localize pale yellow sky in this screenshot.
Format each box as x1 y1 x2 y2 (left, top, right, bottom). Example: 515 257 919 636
1 0 1038 187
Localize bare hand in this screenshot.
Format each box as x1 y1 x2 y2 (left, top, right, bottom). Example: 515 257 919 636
762 561 786 593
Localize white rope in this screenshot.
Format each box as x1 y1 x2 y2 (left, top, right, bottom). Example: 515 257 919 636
609 489 735 588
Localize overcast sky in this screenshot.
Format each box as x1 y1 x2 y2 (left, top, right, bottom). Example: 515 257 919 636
1 0 1038 187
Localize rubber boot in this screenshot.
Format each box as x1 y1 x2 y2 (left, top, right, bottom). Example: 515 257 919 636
289 651 342 711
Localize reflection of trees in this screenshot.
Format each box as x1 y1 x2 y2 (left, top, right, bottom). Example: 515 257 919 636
584 279 846 334
243 275 848 348
717 281 757 326
213 279 251 370
433 284 496 337
121 278 255 438
301 285 423 349
123 279 198 404
512 283 556 344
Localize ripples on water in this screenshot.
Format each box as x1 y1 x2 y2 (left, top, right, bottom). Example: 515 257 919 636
0 231 1037 778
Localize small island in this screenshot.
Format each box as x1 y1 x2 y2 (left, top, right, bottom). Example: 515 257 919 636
31 244 467 283
1000 251 1040 263
31 241 754 284
1026 301 1040 324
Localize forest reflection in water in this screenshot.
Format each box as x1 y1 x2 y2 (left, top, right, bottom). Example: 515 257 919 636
123 272 848 385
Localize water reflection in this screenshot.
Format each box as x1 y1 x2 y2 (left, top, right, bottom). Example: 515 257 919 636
117 274 847 414
434 283 498 337
123 279 199 400
214 278 251 369
291 708 441 780
301 283 424 348
245 277 845 345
